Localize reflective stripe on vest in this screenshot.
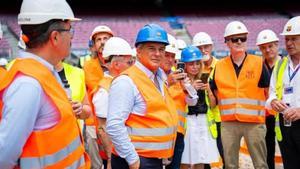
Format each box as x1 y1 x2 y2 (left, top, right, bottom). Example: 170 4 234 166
177 110 186 130
221 108 265 116
66 155 85 169
219 98 265 107
20 137 82 169
127 126 176 137
132 140 174 150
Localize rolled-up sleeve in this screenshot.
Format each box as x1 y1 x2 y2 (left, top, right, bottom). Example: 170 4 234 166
106 75 139 165
0 76 42 169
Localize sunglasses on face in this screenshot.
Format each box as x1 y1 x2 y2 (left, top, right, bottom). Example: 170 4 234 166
229 37 247 43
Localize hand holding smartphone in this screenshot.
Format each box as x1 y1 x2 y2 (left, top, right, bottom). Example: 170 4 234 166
176 62 185 80
200 73 209 84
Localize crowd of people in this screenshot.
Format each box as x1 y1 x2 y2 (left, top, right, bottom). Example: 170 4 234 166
0 0 300 169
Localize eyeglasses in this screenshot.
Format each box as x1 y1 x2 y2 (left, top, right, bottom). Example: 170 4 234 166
55 27 74 36
229 37 247 43
126 59 135 66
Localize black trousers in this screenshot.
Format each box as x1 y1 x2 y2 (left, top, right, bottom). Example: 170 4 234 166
265 115 276 169
166 133 185 169
111 154 163 169
278 114 300 169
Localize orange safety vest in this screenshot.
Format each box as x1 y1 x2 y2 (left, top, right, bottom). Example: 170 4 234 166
83 56 104 94
214 55 266 123
0 67 7 80
89 76 113 160
112 65 178 158
168 82 187 135
0 58 90 169
83 56 104 127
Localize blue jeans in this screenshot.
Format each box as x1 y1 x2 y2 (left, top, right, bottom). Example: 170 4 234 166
166 133 185 169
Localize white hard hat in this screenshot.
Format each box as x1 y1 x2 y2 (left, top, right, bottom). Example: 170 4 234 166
18 0 80 25
176 39 187 50
256 29 279 46
0 58 8 66
175 39 187 60
224 21 248 38
0 22 3 39
132 48 137 57
193 32 213 46
90 25 114 40
165 34 178 54
102 37 132 59
281 16 300 36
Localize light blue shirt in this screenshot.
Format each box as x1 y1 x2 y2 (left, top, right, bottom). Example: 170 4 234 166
0 51 63 169
106 61 166 165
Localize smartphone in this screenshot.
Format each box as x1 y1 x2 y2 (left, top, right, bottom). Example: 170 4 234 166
200 73 209 84
177 62 185 73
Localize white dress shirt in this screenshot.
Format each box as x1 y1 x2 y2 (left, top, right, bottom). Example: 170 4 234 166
106 61 167 165
266 55 300 109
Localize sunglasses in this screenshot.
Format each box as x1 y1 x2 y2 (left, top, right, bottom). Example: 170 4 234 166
229 37 247 43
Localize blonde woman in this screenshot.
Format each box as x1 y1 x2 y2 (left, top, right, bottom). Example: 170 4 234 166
180 46 219 169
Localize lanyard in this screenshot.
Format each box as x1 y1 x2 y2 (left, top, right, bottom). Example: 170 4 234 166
288 64 300 82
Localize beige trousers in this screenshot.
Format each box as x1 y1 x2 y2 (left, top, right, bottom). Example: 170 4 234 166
221 121 268 169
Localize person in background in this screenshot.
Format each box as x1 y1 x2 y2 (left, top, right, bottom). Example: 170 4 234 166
92 37 134 169
256 29 281 169
193 32 223 169
180 46 219 169
161 34 198 169
83 25 114 169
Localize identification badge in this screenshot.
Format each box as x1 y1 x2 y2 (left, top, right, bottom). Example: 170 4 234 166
284 85 293 104
284 86 294 94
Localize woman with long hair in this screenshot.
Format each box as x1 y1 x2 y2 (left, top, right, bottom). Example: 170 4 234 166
180 46 219 169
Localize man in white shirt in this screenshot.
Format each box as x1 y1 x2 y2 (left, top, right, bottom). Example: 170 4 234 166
92 37 134 169
266 16 300 169
107 24 178 169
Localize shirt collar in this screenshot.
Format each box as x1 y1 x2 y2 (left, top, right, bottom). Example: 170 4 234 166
135 61 164 81
19 50 55 72
104 71 113 78
287 55 300 70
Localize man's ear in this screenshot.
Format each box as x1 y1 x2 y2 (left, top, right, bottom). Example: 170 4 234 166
49 31 59 46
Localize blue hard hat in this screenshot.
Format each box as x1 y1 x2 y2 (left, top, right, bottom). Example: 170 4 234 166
181 46 203 63
135 23 169 47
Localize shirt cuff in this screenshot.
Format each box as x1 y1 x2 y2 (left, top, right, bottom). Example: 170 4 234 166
125 151 139 165
266 95 277 110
